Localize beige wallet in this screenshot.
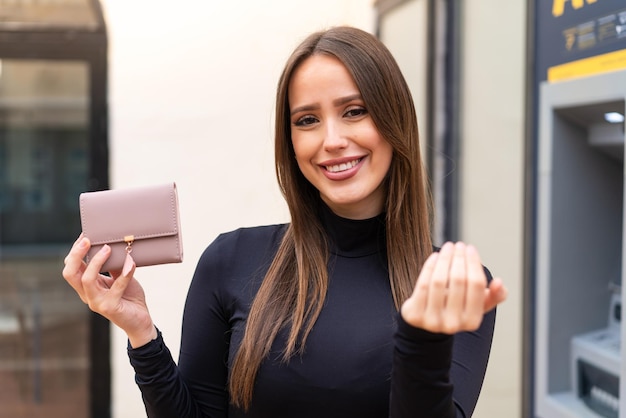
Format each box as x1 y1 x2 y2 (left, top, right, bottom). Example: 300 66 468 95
79 182 183 272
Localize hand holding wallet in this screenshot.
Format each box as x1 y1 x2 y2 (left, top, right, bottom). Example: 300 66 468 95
79 182 183 272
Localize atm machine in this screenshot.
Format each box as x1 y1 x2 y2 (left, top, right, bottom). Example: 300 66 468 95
571 290 621 417
534 69 626 418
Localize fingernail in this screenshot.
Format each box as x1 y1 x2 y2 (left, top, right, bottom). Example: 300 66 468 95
99 244 110 254
78 237 87 248
122 253 135 277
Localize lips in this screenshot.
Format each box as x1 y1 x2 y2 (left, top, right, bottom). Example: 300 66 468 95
323 158 363 173
318 157 365 181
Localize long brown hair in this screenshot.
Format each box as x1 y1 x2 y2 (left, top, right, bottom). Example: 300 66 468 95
229 26 433 409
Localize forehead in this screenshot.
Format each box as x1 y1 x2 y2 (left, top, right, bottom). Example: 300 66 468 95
288 54 359 102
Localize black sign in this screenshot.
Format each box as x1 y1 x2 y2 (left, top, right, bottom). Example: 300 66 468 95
535 0 626 82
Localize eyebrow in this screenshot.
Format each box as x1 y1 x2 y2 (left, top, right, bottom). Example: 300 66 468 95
290 93 363 117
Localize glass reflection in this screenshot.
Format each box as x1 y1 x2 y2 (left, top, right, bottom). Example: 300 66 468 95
0 59 90 418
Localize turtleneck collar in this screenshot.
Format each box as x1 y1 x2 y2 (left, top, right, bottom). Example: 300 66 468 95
318 203 387 258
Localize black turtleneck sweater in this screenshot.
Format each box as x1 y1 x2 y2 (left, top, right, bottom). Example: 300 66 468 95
128 207 496 417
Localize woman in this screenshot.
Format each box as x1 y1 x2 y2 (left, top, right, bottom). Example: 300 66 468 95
63 26 507 417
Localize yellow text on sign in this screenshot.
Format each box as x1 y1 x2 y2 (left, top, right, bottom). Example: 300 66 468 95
553 0 599 17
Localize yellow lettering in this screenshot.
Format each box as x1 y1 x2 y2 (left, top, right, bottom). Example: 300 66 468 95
565 32 576 50
553 0 600 17
553 0 563 15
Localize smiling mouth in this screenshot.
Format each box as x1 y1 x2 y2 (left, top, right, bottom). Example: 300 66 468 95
324 158 362 173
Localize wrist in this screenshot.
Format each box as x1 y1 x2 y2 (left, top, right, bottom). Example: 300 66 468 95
127 323 158 349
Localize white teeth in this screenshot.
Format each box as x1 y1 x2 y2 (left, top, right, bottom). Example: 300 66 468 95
326 159 361 173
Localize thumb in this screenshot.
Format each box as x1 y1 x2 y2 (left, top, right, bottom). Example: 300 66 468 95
483 277 507 313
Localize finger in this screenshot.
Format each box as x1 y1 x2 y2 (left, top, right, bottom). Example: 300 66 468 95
81 244 112 305
71 232 85 248
424 242 454 328
464 245 488 329
412 251 439 297
442 242 467 332
62 236 91 302
63 235 90 266
109 254 136 300
483 277 508 312
402 251 439 326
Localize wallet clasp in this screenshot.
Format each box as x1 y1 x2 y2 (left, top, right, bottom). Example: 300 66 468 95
124 235 135 253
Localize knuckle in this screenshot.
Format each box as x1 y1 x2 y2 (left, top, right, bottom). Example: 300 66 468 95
441 320 457 334
462 313 483 331
449 274 466 287
468 270 487 285
86 300 98 312
404 313 423 328
90 299 111 316
61 265 75 281
401 304 423 327
469 273 487 286
469 316 483 331
422 316 442 332
430 277 447 291
416 280 429 292
468 281 487 295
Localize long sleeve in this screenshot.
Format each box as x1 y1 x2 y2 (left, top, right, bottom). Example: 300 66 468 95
127 230 246 418
128 225 284 418
450 308 497 416
127 236 234 418
128 329 218 417
390 314 456 418
390 302 497 417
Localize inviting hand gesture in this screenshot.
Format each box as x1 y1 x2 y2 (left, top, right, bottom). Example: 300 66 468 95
62 234 157 347
401 242 508 334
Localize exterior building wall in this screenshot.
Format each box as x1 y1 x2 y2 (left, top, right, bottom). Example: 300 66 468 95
459 1 526 417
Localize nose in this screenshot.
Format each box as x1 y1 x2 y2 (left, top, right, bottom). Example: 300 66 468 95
323 120 348 152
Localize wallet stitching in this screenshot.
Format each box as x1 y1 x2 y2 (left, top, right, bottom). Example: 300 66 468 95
90 231 178 245
170 188 181 257
80 185 181 250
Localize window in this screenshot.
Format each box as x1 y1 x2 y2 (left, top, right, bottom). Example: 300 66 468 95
0 1 109 417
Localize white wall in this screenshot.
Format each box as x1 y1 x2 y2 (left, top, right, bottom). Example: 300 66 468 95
459 1 526 417
99 1 526 416
377 0 429 156
100 1 376 416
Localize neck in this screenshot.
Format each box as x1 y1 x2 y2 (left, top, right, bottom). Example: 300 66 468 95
318 202 386 257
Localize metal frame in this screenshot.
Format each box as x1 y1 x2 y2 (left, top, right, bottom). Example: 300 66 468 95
523 1 536 416
0 1 110 416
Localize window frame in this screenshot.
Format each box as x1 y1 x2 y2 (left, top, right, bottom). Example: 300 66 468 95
375 0 462 243
0 1 110 417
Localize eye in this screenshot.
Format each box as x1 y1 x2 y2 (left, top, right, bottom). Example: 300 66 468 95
344 106 368 118
294 115 319 127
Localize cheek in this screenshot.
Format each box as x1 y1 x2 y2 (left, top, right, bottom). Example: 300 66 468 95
382 144 394 171
373 137 394 169
291 133 314 162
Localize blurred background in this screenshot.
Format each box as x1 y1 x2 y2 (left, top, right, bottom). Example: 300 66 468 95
1 0 624 417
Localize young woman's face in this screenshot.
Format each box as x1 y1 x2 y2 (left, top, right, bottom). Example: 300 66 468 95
288 54 393 220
